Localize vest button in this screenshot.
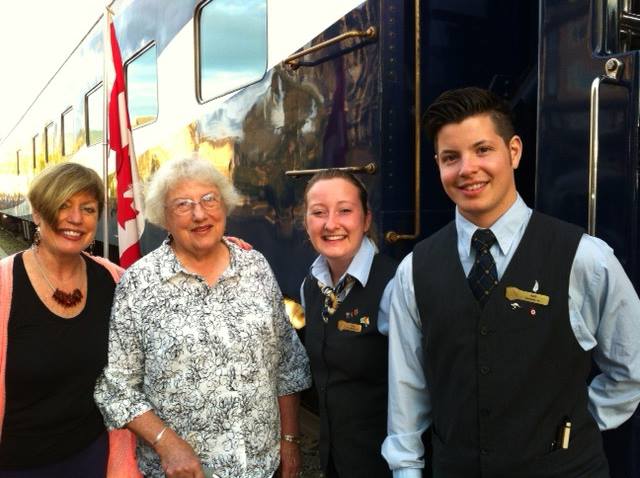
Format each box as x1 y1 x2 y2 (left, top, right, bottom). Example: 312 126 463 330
480 448 489 456
479 325 489 336
480 365 491 375
480 408 491 417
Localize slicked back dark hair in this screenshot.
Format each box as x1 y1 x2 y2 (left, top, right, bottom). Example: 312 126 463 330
424 87 515 145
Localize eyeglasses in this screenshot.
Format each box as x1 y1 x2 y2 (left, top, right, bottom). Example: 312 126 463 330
167 192 222 215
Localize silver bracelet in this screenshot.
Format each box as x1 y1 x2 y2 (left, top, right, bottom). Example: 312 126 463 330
152 426 168 446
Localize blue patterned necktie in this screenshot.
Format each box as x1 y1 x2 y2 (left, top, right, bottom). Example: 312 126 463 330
468 229 498 307
317 275 355 323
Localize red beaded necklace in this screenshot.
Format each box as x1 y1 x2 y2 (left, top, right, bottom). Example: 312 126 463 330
32 249 84 308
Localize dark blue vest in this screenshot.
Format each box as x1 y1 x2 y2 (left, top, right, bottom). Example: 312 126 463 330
412 212 608 478
304 253 397 478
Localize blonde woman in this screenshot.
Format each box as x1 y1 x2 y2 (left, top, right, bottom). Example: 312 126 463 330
0 163 138 477
301 170 396 478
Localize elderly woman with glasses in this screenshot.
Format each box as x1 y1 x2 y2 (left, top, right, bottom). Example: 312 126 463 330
95 156 311 478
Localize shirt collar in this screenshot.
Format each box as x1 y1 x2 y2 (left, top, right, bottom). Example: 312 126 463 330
309 236 378 288
456 194 530 259
158 236 239 282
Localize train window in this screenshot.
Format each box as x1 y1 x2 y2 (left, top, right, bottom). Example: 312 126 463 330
85 83 104 146
45 122 57 163
61 107 75 156
196 0 267 102
32 134 40 168
125 43 158 128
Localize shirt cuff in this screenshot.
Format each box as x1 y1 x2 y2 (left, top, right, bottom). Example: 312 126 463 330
393 468 423 478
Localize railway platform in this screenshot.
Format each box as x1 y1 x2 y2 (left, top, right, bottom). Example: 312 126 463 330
0 225 28 258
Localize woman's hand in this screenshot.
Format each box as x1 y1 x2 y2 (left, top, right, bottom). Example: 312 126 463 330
278 439 301 478
224 235 253 250
277 393 302 477
155 429 205 478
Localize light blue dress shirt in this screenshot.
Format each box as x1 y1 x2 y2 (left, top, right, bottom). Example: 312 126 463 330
300 236 394 335
382 195 640 477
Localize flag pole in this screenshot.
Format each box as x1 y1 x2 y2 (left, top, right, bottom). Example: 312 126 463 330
101 7 111 259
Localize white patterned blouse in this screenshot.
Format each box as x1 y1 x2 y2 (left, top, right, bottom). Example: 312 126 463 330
95 238 311 478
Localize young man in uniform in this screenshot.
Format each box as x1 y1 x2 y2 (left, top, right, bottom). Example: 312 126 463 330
381 87 640 477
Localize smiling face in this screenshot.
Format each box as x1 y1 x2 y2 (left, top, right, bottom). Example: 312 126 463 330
304 177 372 280
436 113 522 228
164 180 227 261
34 190 99 258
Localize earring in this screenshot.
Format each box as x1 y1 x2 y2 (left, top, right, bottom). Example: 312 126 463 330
33 225 41 248
86 240 95 256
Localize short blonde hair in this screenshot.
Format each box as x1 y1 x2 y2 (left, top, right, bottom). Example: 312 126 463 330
28 163 104 227
144 155 240 228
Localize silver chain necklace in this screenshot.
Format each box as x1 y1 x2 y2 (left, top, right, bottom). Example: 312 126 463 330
31 248 84 308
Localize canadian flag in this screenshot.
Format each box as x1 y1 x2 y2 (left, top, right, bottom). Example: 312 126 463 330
108 13 144 268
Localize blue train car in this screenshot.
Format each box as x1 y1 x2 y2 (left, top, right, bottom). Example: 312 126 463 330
538 1 640 476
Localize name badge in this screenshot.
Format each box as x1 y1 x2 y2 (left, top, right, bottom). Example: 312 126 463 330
337 320 362 333
505 286 550 306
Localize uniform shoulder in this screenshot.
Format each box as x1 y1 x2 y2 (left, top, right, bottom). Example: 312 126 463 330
573 233 615 273
413 221 456 255
531 211 584 236
373 251 399 277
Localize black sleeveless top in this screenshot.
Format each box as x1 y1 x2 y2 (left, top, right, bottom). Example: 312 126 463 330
303 253 397 477
412 212 608 478
0 253 116 469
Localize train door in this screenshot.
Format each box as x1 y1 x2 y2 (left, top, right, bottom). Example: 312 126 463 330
416 0 539 237
538 1 640 476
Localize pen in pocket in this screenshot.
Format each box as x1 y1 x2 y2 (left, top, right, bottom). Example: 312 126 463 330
552 416 571 451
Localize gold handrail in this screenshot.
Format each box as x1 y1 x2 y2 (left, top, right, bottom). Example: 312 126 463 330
285 163 377 178
283 26 377 69
385 0 421 243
